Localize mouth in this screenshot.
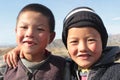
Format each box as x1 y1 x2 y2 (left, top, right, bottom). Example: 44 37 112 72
23 41 36 46
76 53 91 59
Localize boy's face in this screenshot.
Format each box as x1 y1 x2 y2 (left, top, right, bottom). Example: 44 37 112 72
15 11 55 57
67 27 102 69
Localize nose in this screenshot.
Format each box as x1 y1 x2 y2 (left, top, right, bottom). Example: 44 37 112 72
25 28 34 38
78 41 87 52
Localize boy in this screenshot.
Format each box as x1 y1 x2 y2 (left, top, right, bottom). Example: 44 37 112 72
62 7 120 80
1 3 66 80
3 7 120 80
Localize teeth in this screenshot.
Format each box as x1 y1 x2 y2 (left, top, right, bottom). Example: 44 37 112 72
76 52 91 56
23 38 33 42
23 38 28 42
76 53 81 56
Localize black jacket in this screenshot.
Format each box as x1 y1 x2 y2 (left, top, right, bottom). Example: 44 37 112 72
64 46 120 80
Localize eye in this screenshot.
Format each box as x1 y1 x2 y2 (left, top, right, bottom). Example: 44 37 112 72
19 26 28 29
88 38 96 41
69 40 78 45
37 27 45 31
88 38 96 43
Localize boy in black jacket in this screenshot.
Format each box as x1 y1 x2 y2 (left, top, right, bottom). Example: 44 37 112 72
62 7 120 80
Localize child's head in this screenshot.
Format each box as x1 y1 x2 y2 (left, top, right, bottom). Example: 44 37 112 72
15 3 55 61
17 3 55 32
62 7 108 68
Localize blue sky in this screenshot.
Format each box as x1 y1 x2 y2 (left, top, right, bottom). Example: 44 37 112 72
0 0 120 45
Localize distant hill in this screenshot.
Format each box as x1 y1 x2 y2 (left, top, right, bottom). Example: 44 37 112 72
1 34 120 57
47 34 120 57
107 34 120 46
46 39 68 57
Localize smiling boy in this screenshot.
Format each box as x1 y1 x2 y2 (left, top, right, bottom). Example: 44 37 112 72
62 7 120 80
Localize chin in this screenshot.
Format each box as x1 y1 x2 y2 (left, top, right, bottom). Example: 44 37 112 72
77 61 92 69
22 48 34 53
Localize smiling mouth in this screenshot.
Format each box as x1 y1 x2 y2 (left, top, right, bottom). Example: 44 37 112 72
76 53 91 59
23 41 36 46
78 54 90 60
80 54 90 57
77 52 91 56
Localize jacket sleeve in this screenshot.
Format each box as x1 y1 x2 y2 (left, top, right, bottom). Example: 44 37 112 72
0 56 7 80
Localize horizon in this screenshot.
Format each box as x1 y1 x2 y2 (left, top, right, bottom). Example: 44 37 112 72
0 34 120 47
0 0 120 45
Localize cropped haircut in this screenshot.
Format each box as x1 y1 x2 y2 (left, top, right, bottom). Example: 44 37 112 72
17 3 55 32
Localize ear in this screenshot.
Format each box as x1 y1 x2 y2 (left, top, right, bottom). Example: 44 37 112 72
49 32 56 44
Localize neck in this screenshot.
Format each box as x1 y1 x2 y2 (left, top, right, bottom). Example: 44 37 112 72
23 50 47 62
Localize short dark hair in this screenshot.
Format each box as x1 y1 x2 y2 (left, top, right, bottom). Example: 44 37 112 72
17 3 55 32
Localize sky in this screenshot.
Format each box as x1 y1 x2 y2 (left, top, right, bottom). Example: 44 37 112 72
0 0 120 46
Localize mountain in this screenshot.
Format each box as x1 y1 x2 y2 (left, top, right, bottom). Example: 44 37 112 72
107 34 120 46
1 34 120 57
47 39 68 57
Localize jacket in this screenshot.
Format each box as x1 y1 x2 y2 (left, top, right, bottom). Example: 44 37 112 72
64 46 120 80
4 51 66 80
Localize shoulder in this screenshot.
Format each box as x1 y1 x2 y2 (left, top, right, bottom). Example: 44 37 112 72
103 46 120 54
50 54 66 62
48 54 66 67
102 46 120 63
100 63 120 79
106 63 120 72
46 50 66 62
100 63 120 77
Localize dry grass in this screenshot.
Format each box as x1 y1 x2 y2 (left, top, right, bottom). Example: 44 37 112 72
0 47 14 56
47 47 68 58
0 47 69 58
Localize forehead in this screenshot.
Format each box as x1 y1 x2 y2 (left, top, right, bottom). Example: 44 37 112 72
17 11 49 25
68 27 100 37
18 11 48 19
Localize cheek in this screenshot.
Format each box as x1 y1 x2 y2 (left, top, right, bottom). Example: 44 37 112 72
89 42 102 52
67 45 77 57
38 33 50 43
89 44 98 52
16 31 24 44
89 43 102 59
